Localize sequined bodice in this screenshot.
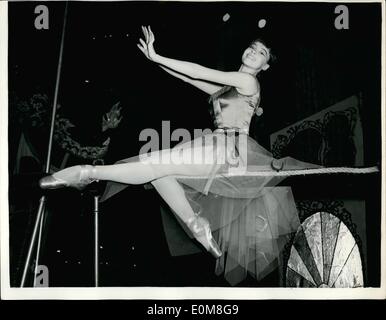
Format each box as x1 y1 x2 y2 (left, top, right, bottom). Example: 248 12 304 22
210 87 261 133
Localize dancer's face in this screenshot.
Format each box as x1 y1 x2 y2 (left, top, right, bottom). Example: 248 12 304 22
241 41 270 72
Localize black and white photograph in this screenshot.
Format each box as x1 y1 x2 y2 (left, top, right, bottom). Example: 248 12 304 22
1 0 385 300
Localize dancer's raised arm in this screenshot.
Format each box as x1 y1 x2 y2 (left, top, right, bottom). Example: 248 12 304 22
159 66 222 95
137 26 257 95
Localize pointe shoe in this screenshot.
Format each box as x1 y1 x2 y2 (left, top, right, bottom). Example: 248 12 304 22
187 216 222 259
39 165 97 190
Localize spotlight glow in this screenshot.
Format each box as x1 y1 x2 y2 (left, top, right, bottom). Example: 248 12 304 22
258 19 266 28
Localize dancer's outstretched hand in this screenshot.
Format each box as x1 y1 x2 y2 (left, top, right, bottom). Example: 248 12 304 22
137 25 158 62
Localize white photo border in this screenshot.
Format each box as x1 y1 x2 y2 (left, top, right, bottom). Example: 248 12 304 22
0 0 384 300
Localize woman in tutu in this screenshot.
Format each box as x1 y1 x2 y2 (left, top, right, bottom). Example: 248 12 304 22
40 26 319 285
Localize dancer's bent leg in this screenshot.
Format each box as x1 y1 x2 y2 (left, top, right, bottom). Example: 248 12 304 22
151 176 196 224
152 175 221 257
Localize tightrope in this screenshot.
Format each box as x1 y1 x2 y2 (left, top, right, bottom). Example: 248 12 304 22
176 166 379 179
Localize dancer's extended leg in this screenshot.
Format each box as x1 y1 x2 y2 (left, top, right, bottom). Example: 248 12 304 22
49 160 212 185
47 140 218 185
39 149 222 257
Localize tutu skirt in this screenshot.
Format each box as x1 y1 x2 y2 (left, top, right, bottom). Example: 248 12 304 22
101 129 320 285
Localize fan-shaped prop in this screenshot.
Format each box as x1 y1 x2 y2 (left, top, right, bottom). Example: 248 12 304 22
286 212 363 288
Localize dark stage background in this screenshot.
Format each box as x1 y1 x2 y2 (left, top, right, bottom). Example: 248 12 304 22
8 1 381 287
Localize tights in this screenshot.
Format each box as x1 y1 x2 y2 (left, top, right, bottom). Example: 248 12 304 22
53 153 214 225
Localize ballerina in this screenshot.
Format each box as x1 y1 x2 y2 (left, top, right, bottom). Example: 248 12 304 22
40 26 319 284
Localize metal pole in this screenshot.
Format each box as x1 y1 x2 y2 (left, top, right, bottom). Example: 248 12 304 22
94 195 99 287
45 1 68 173
33 202 46 287
20 2 69 287
20 197 45 287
